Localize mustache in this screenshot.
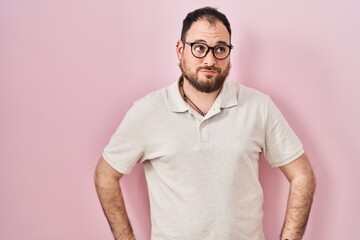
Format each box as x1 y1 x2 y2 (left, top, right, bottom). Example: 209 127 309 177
197 66 221 72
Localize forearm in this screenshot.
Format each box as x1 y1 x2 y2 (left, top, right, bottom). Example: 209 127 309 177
280 174 316 240
95 173 135 240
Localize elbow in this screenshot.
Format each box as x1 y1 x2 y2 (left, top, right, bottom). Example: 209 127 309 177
94 162 105 189
94 157 122 189
310 172 317 195
305 168 316 191
94 163 103 186
291 170 317 197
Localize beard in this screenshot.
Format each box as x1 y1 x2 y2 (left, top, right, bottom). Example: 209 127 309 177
179 59 230 93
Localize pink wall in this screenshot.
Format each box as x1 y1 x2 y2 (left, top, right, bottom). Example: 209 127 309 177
1 1 359 239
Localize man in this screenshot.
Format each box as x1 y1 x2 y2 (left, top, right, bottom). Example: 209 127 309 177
94 7 316 240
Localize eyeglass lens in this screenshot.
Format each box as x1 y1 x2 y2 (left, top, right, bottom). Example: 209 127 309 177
191 43 230 60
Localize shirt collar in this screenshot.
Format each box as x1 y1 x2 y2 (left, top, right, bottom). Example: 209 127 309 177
168 76 238 113
168 76 188 113
218 80 238 109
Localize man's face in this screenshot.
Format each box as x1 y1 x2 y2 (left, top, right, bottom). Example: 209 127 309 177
177 19 231 93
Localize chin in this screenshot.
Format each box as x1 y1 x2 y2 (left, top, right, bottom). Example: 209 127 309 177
199 73 217 81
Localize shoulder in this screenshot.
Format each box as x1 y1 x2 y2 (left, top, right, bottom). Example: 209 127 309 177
136 86 168 104
132 83 174 116
226 81 268 106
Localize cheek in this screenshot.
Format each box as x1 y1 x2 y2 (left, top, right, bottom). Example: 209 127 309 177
193 56 206 66
220 60 230 70
183 55 201 68
222 58 230 65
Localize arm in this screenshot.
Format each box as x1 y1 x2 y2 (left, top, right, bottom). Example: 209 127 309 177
94 157 135 240
279 153 316 240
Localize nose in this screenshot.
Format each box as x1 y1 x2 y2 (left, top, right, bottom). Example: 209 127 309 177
203 50 216 66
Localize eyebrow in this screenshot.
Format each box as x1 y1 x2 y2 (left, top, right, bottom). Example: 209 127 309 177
193 39 230 45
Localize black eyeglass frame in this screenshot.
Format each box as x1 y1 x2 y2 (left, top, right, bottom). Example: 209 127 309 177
182 40 233 60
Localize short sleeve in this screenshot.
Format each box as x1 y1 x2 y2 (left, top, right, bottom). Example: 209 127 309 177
102 103 145 174
263 96 304 167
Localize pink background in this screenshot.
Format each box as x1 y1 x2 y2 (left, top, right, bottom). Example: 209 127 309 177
1 0 359 239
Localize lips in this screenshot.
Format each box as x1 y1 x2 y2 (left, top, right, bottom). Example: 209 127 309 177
197 67 220 74
200 69 217 74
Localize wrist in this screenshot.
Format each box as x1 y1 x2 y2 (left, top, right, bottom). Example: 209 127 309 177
114 231 135 240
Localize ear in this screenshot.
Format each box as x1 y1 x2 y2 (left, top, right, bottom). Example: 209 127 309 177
176 40 184 61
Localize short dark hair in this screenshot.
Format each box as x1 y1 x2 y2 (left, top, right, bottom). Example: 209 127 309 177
180 6 231 41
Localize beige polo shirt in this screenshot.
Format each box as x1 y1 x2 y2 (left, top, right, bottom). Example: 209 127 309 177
103 79 304 240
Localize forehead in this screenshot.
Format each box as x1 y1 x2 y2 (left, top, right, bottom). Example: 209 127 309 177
186 19 230 44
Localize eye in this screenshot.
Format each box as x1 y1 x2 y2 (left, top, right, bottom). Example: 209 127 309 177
193 44 207 53
215 46 226 54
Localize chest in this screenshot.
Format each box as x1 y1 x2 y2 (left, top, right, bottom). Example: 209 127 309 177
142 108 265 163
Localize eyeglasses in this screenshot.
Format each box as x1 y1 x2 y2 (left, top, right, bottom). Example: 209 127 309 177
182 40 233 60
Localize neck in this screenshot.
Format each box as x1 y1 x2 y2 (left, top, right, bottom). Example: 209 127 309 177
180 77 222 116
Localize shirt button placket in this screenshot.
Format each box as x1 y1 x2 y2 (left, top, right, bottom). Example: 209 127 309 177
197 121 210 150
